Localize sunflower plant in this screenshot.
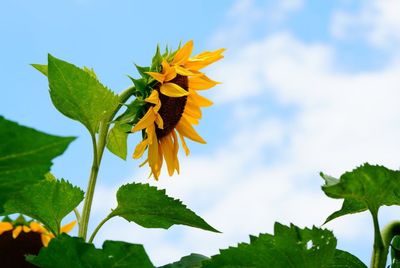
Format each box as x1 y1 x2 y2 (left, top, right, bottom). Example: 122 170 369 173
1 41 400 268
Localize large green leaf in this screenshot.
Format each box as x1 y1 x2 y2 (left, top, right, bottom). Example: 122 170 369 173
321 163 400 222
27 234 154 268
4 179 84 234
202 222 366 268
159 254 209 268
0 116 75 214
44 54 120 134
110 183 219 232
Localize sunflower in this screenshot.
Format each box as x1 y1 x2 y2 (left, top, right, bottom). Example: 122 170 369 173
0 216 75 267
130 41 224 179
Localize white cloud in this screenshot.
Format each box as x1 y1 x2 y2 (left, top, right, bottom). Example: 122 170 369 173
91 1 400 266
331 0 400 48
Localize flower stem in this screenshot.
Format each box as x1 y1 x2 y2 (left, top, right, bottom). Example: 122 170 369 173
78 85 135 241
370 209 387 268
88 214 114 243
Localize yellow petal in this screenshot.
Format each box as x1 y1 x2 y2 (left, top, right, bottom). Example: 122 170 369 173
12 226 22 239
133 139 149 159
162 60 177 81
160 83 189 97
41 234 52 247
174 65 197 76
176 116 206 144
60 221 76 233
184 99 202 119
146 71 165 83
189 90 213 107
172 130 180 173
160 135 176 176
185 48 225 70
0 222 13 235
184 114 200 125
22 226 31 233
145 90 160 105
172 40 193 65
146 124 156 145
132 108 156 132
189 75 219 90
178 133 190 156
30 222 46 233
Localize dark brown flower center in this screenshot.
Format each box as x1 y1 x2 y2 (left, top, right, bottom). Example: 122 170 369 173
0 230 43 267
155 75 188 139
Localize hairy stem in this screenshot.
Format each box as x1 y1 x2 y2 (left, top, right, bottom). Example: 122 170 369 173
88 214 115 243
371 209 387 268
78 85 135 241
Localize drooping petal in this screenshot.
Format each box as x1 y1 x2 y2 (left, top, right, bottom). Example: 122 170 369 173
30 222 46 233
146 71 165 83
172 130 180 172
160 135 175 176
172 40 194 65
133 139 148 159
160 83 189 97
189 75 219 90
132 108 156 132
176 115 206 144
60 221 76 233
184 114 200 125
22 226 31 233
0 222 13 235
178 132 190 156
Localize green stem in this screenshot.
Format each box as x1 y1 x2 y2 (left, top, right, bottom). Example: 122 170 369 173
88 214 114 243
78 85 135 241
78 133 99 240
371 209 387 268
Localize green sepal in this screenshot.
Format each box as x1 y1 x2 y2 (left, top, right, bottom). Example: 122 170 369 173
150 44 163 72
135 64 150 79
110 183 219 232
31 64 48 76
4 179 84 235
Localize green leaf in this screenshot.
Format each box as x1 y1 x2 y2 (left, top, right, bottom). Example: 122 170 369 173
114 98 146 125
4 179 84 234
321 163 400 222
31 64 48 76
330 250 367 268
0 116 75 214
27 234 154 268
159 253 209 268
102 240 154 268
46 54 120 134
106 124 129 160
202 222 366 268
135 64 150 78
110 183 219 232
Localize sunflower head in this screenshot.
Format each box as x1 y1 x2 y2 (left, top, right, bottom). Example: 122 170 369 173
120 41 224 180
0 215 76 267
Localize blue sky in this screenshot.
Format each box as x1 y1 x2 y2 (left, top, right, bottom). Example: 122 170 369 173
2 0 400 266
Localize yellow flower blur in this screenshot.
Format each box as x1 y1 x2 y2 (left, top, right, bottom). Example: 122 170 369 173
0 220 76 247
